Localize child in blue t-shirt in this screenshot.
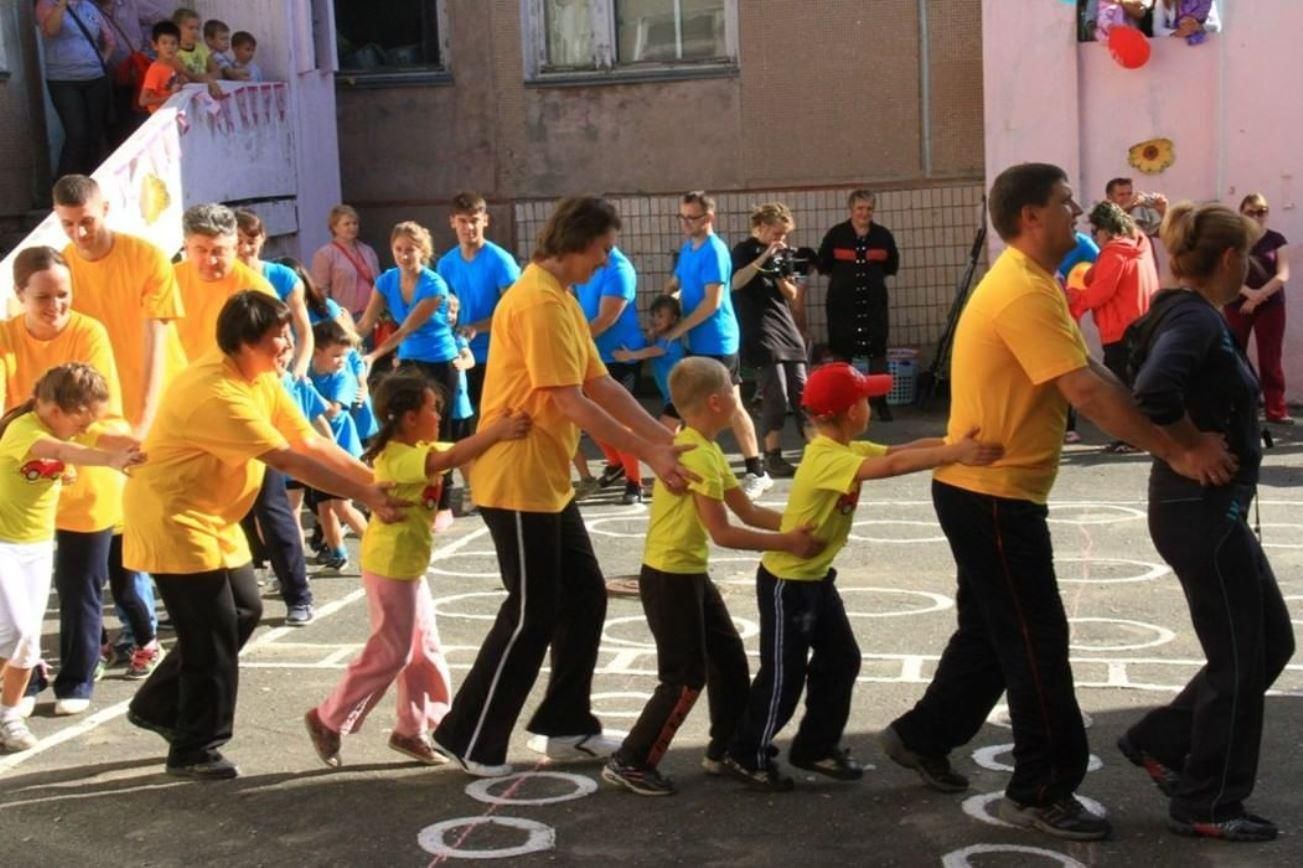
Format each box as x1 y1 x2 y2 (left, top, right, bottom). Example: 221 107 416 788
307 320 371 573
446 294 476 438
613 294 687 432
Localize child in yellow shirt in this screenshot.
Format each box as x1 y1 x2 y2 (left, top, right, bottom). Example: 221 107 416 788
305 371 529 767
602 357 824 796
0 363 143 752
723 362 1002 790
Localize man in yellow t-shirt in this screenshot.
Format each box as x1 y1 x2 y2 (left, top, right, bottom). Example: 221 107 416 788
173 204 277 362
884 164 1234 843
170 203 309 624
125 291 401 781
724 362 995 791
604 358 818 797
53 174 187 437
434 197 694 778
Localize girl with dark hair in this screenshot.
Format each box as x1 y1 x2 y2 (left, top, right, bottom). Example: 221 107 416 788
305 372 529 768
124 291 407 780
0 362 142 752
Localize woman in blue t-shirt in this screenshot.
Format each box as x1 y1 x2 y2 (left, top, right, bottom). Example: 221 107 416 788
355 221 461 524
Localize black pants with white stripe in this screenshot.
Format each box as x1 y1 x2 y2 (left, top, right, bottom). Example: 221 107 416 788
615 566 749 769
433 500 606 765
891 480 1089 807
727 565 861 771
1126 481 1293 822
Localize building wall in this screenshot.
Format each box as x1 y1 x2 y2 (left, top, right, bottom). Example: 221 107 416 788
0 1 49 238
336 0 987 353
983 0 1303 403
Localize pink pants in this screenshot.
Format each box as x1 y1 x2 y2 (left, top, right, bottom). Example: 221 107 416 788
316 571 452 738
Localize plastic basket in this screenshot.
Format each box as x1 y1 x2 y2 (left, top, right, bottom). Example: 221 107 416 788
887 358 918 406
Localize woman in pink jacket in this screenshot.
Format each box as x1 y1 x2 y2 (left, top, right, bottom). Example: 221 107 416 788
1068 201 1160 452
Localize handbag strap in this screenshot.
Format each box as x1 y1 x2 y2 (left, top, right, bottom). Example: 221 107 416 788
331 241 376 286
64 2 111 77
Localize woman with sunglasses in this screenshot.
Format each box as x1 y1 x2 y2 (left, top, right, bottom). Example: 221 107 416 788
1224 194 1291 425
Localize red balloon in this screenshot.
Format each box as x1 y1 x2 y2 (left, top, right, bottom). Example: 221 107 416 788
1108 26 1151 69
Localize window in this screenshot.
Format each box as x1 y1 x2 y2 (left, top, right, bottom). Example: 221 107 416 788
526 0 737 80
335 0 450 82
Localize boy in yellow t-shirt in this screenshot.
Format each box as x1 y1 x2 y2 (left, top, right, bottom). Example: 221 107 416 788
602 357 824 797
724 363 1002 791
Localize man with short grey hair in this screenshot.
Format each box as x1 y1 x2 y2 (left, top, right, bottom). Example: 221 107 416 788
172 204 318 625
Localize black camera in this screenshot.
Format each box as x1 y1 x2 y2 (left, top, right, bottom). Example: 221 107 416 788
768 246 816 278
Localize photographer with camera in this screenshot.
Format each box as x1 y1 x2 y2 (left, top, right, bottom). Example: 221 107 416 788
816 189 900 420
731 203 814 476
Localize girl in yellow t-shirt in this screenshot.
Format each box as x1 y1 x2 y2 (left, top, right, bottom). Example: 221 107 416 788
0 363 143 752
305 372 529 767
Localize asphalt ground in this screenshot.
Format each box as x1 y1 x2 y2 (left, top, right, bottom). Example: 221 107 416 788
2 404 1302 867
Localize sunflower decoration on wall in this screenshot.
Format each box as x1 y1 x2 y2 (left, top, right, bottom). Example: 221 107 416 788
1128 138 1175 175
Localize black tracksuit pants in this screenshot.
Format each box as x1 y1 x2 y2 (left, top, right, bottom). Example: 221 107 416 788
433 500 606 766
615 566 749 768
728 565 861 771
891 480 1090 807
1126 481 1294 822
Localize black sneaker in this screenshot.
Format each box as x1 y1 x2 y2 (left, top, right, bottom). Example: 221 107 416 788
998 796 1111 841
620 481 642 505
166 754 240 781
765 452 798 478
1116 734 1179 797
790 747 864 781
878 724 968 792
722 755 795 792
597 463 626 488
601 758 677 796
1168 812 1278 842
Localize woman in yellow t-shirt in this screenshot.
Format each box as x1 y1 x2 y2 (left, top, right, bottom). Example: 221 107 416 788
123 291 406 781
1 247 163 714
0 363 143 753
305 371 529 768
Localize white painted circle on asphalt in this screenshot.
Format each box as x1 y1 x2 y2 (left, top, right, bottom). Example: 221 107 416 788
1056 557 1170 584
848 519 946 544
590 691 653 719
1047 503 1146 525
464 771 598 806
1068 617 1175 651
417 816 555 859
601 614 757 649
433 590 507 622
585 516 651 538
972 743 1102 773
838 587 954 618
942 843 1086 868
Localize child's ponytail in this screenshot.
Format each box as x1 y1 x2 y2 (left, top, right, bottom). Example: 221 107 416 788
362 371 443 464
0 363 109 440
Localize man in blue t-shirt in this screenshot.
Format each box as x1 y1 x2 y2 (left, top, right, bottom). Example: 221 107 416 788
435 192 523 415
663 191 770 498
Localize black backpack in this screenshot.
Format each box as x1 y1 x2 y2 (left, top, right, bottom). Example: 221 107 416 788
1122 289 1209 388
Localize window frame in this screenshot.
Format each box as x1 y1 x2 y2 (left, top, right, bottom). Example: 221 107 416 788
334 0 453 89
522 0 739 84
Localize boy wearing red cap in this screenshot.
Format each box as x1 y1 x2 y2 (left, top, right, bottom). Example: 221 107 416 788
601 357 825 797
723 362 1001 790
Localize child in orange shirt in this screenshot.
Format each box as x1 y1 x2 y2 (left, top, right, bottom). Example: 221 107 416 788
139 22 183 114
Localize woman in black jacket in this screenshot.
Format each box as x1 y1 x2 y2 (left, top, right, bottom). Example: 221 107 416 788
1120 201 1293 842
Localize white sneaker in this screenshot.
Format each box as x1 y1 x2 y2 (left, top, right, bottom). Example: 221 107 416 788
527 732 621 763
54 697 90 716
0 717 38 751
17 696 35 719
739 471 774 500
429 732 513 778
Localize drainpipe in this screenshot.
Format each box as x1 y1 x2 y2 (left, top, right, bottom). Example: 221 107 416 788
918 0 932 178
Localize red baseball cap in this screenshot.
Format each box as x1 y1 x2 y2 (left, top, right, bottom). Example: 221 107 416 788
802 362 893 416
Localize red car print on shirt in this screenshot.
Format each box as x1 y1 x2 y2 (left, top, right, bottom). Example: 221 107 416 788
837 482 862 516
421 482 443 511
20 458 65 483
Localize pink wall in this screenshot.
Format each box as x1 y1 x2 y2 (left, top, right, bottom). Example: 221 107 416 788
984 0 1303 403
